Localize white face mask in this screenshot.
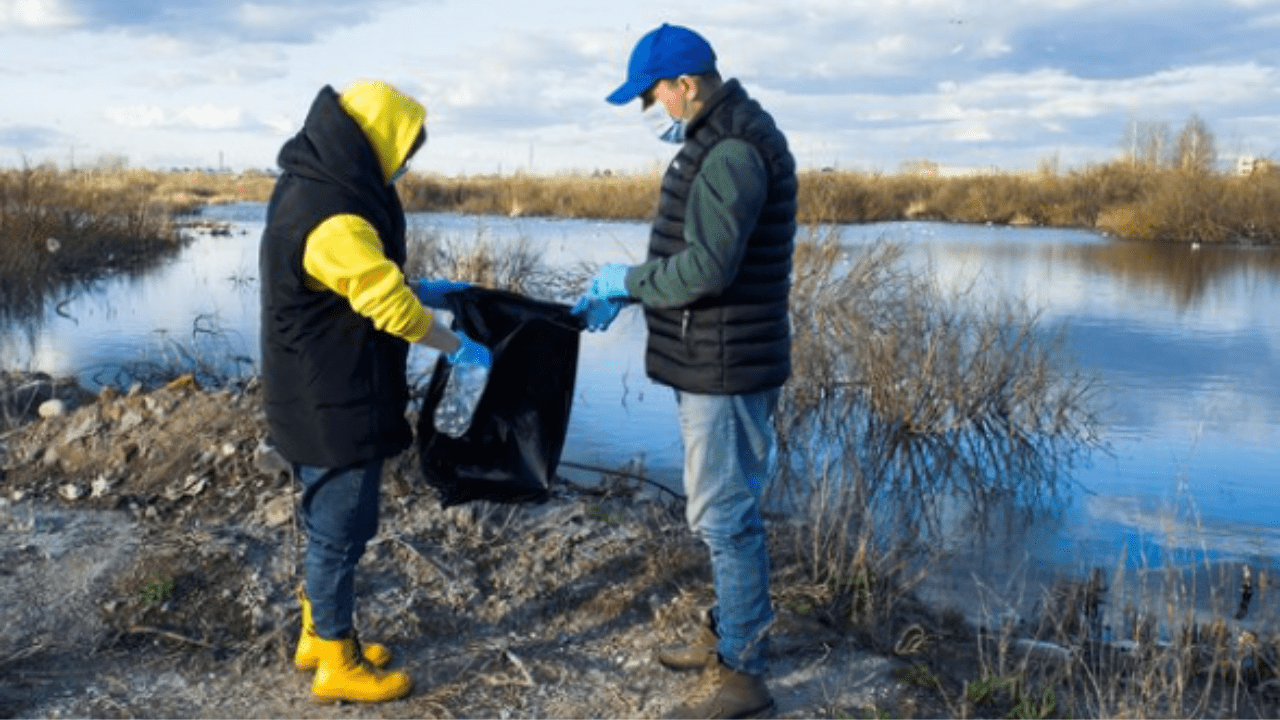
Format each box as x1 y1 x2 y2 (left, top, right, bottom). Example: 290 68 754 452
642 102 686 144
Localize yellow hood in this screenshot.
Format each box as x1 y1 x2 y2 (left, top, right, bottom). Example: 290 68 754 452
339 80 427 183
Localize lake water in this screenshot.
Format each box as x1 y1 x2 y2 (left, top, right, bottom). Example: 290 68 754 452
4 202 1278 624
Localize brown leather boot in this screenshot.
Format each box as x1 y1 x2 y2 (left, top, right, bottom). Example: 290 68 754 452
665 657 775 719
657 609 718 671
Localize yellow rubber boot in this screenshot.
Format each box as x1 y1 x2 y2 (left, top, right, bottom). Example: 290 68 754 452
295 585 392 671
310 634 412 704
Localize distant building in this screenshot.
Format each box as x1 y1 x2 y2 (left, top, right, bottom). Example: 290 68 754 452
1237 155 1273 176
899 159 1000 178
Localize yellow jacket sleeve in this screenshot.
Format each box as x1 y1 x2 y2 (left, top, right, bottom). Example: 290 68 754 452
302 214 432 342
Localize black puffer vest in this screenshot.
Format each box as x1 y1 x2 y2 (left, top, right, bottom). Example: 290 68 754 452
259 86 412 468
644 79 797 395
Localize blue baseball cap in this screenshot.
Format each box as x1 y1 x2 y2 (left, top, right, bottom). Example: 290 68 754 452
606 23 717 105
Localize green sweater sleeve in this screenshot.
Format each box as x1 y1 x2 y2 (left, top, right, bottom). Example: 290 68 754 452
625 139 768 309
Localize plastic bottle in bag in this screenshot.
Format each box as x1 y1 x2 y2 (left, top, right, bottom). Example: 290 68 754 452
433 361 489 438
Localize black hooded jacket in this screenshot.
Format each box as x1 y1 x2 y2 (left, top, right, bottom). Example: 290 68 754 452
258 85 413 468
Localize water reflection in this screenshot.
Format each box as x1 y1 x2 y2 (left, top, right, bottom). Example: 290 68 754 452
0 251 185 329
837 221 1280 587
1 207 1277 580
1065 241 1280 312
0 220 262 388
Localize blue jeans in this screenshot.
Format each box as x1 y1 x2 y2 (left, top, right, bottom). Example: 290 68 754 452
676 388 779 677
295 458 384 640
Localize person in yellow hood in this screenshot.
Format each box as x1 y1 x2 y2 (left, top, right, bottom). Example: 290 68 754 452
259 80 490 704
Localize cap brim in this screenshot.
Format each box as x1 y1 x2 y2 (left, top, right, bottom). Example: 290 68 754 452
606 76 652 105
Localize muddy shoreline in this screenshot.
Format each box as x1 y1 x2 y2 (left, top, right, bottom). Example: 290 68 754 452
2 371 1276 718
0 371 923 718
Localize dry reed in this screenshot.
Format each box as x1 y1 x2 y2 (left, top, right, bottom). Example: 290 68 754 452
0 165 184 317
768 225 1101 652
399 171 661 221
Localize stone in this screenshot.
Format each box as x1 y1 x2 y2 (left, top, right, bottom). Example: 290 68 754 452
38 399 66 419
91 475 112 498
118 410 144 432
262 495 294 527
253 439 291 478
181 474 208 497
59 483 84 501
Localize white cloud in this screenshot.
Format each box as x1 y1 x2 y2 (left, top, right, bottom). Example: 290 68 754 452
236 2 315 29
0 0 410 44
104 104 167 128
176 104 246 130
3 0 1280 175
978 36 1013 58
263 115 297 135
104 103 257 131
0 0 80 29
951 123 997 142
921 63 1277 124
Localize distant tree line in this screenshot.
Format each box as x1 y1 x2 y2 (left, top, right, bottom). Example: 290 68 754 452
1121 113 1219 173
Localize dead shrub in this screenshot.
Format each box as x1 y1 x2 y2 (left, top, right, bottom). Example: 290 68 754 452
770 228 1100 645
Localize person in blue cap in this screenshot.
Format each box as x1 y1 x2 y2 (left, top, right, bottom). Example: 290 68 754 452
573 22 797 719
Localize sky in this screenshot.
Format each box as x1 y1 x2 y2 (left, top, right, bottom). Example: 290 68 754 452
1 0 1278 176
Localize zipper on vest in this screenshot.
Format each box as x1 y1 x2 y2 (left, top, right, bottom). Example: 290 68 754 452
681 309 691 341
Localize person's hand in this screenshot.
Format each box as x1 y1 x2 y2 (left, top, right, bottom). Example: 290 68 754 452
445 330 491 369
571 293 625 332
588 264 631 300
413 278 470 309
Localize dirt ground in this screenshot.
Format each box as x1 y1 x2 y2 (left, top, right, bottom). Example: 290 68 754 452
0 371 966 719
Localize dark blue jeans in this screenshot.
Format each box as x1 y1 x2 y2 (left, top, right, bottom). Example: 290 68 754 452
295 458 384 640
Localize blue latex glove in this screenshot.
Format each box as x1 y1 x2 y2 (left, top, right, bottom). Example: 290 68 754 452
445 329 491 369
589 263 631 300
413 278 471 309
570 293 625 332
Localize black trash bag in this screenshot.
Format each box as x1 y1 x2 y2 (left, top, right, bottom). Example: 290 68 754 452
416 286 584 507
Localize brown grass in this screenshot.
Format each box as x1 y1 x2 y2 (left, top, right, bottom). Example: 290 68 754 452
957 547 1280 718
396 163 1280 244
799 163 1280 243
0 166 177 317
402 225 590 302
398 171 662 220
